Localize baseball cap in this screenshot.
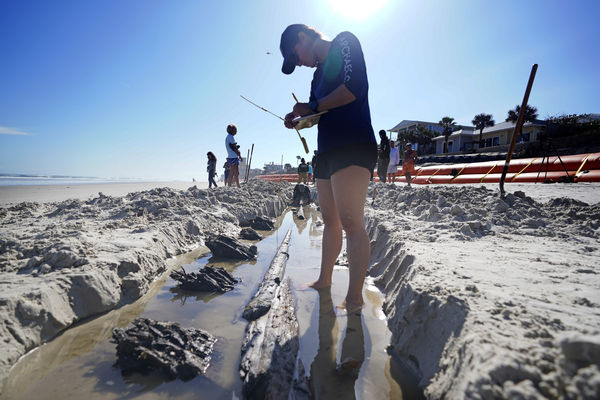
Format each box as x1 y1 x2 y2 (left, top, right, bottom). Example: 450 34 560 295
280 24 307 75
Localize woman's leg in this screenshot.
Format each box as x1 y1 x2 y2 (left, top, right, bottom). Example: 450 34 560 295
330 165 371 312
309 178 343 289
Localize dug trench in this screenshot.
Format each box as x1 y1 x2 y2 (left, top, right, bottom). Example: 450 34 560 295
2 196 419 399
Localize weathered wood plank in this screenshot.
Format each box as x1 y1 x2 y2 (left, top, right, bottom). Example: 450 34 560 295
240 278 308 399
206 235 257 259
112 317 216 381
170 265 238 292
242 229 291 321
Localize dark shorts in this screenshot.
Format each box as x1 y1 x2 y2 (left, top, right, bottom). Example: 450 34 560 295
227 157 239 166
314 142 378 180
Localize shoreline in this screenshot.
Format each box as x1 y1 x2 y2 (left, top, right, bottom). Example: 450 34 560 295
1 180 598 208
0 181 212 206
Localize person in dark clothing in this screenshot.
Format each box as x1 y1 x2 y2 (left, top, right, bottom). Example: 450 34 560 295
280 24 377 314
206 152 218 188
223 160 230 183
298 157 309 183
311 150 318 183
377 130 390 183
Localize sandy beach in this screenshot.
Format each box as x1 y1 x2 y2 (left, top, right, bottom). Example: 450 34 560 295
366 182 600 398
1 180 599 398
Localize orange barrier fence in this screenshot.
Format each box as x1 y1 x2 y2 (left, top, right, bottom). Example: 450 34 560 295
409 153 600 176
256 153 600 184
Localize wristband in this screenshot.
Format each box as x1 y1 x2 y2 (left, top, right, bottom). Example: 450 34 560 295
309 99 319 113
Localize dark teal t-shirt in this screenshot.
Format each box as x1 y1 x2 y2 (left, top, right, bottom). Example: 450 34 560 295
310 32 376 154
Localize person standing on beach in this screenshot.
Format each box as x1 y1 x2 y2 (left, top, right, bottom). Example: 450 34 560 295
206 152 218 188
298 158 309 183
387 140 400 183
225 124 243 187
311 149 318 183
223 161 230 183
281 24 377 313
403 143 418 187
377 130 390 183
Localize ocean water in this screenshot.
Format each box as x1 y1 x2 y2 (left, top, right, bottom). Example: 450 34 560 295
0 175 143 186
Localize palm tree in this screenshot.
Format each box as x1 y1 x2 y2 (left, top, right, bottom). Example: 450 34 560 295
506 105 538 142
439 116 457 153
506 104 538 123
472 113 495 150
415 125 435 154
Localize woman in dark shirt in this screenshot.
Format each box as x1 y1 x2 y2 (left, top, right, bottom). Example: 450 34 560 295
206 152 218 189
280 24 377 314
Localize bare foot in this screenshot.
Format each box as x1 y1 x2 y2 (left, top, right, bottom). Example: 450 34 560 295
336 299 364 315
297 280 331 291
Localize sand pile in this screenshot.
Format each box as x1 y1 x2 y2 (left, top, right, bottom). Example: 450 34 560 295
365 183 600 399
0 180 291 391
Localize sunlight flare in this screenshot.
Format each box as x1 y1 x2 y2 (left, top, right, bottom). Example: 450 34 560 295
328 0 389 20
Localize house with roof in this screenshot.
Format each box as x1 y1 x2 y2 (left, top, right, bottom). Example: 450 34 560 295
388 120 445 137
474 120 546 151
389 119 476 153
389 118 547 154
431 127 477 154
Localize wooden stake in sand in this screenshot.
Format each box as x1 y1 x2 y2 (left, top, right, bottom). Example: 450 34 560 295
499 64 538 195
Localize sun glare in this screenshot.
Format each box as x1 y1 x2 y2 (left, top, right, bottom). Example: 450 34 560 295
328 0 389 20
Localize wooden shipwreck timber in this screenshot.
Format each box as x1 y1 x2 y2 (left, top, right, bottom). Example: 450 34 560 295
239 230 310 399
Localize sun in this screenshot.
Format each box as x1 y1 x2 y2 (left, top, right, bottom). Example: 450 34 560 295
328 0 389 20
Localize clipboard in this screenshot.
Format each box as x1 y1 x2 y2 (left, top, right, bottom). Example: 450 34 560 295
292 111 328 130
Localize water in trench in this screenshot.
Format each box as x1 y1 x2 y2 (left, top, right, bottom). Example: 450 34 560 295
3 207 418 399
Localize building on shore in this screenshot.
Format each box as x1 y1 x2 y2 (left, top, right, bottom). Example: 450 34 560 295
389 119 547 155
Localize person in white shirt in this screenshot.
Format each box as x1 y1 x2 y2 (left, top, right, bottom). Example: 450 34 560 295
387 140 400 183
225 124 243 187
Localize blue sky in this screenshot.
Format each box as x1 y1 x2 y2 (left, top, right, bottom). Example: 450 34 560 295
1 0 599 180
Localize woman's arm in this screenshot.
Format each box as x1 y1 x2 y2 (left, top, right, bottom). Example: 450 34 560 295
292 83 356 116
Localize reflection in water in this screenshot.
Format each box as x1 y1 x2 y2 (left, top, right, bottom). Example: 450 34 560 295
309 288 365 399
292 206 310 234
169 287 222 305
168 259 251 305
308 206 323 238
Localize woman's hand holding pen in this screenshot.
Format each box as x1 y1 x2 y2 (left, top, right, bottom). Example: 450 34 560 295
284 112 296 129
293 102 311 116
284 103 312 129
